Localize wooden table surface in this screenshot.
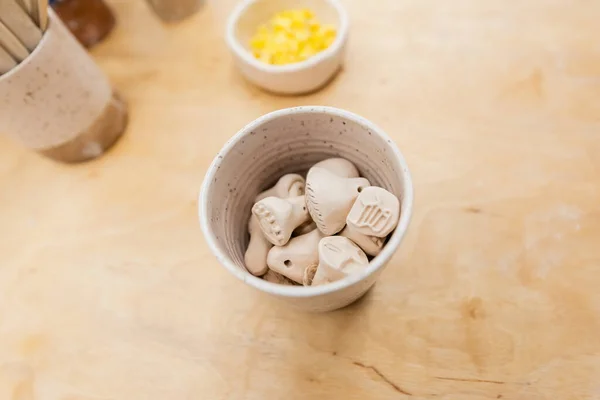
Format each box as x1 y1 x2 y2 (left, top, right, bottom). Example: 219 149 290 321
1 0 600 398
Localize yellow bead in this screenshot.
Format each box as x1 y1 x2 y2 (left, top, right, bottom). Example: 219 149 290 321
249 8 337 65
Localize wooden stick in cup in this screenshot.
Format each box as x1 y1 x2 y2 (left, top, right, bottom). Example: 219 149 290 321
29 0 48 31
0 20 29 62
0 0 42 50
0 44 17 74
14 0 33 13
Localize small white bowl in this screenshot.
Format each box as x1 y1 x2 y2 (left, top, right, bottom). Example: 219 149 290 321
199 106 414 312
225 0 349 95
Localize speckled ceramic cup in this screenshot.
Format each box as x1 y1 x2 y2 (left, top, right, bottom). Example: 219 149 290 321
200 106 414 312
0 10 127 163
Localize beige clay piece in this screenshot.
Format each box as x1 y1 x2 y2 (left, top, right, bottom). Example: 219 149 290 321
305 167 370 235
308 236 370 286
263 270 297 285
339 225 384 257
253 195 310 246
312 158 359 178
346 186 400 238
244 175 305 276
255 173 305 202
244 215 272 276
267 229 323 284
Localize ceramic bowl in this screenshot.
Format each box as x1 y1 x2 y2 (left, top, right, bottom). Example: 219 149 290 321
199 106 413 312
225 0 349 95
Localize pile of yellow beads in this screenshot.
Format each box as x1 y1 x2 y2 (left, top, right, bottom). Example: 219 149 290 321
249 9 337 66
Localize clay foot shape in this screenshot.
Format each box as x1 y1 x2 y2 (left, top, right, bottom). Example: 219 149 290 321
253 195 310 246
263 270 297 285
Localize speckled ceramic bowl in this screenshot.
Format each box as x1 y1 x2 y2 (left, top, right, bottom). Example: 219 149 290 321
226 0 349 95
199 106 413 312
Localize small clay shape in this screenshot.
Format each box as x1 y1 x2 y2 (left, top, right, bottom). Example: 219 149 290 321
339 225 384 256
255 173 305 202
244 215 272 276
309 236 369 286
346 186 400 238
267 229 323 284
244 175 303 276
305 167 370 235
253 195 310 246
312 158 359 178
263 270 297 285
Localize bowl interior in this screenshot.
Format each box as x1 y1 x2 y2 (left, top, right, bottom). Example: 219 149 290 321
232 0 341 53
202 107 410 278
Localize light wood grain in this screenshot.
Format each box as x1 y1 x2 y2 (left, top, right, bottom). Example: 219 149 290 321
0 0 599 399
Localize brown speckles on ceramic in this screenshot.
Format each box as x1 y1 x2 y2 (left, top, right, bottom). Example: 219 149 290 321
0 10 126 161
200 106 413 312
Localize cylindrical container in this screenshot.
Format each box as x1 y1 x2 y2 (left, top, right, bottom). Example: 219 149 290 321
199 107 414 312
0 10 127 163
50 0 116 48
146 0 204 22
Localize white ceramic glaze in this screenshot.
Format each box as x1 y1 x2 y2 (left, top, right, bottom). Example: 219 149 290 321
252 195 310 246
225 0 348 95
0 10 127 162
200 106 414 312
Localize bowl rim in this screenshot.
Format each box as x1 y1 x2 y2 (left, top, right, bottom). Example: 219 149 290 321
225 0 350 74
199 106 414 299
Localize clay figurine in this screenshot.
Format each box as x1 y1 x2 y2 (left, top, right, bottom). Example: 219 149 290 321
255 173 305 202
244 174 305 276
346 187 400 238
339 225 384 256
244 215 272 276
312 158 359 178
267 229 323 284
253 195 310 246
305 167 370 235
308 236 369 286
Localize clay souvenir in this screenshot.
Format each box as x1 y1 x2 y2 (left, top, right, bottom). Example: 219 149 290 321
339 225 384 256
244 174 304 275
255 173 305 202
244 215 272 276
253 195 310 246
267 229 323 284
312 157 359 178
346 187 400 238
305 167 370 235
308 236 369 286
